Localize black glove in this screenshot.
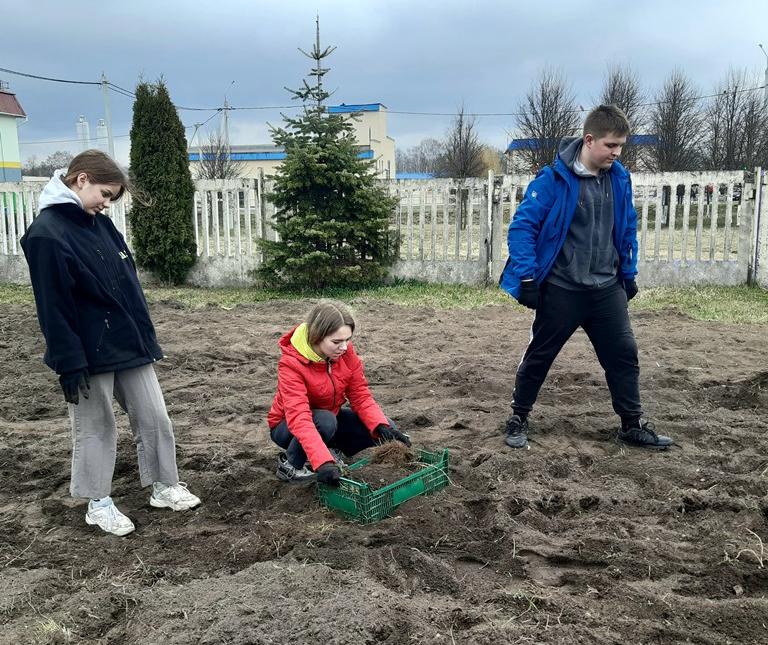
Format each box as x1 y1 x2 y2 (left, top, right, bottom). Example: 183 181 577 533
623 279 638 302
59 370 90 405
517 279 540 310
376 424 412 447
316 462 341 486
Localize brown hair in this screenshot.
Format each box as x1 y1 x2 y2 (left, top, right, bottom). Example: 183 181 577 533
306 300 356 346
62 149 130 201
583 104 630 139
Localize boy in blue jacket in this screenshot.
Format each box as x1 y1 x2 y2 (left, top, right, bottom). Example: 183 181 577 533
499 105 672 450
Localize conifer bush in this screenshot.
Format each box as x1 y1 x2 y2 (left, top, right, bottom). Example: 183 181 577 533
259 27 397 289
129 80 196 284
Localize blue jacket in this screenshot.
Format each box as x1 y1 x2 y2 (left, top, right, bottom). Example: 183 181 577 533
499 152 638 299
20 203 163 376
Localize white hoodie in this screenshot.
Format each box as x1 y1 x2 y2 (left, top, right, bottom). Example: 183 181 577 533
37 169 84 211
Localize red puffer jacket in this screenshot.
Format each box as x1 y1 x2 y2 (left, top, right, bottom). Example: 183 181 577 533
267 326 388 470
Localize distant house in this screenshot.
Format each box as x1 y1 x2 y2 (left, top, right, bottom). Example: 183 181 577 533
0 82 27 182
189 102 396 180
504 134 658 174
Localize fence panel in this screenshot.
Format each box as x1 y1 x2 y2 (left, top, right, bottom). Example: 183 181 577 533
1 170 766 289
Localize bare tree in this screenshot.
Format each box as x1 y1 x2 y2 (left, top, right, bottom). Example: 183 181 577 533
514 68 581 171
703 69 768 170
441 106 485 179
193 128 245 180
23 150 74 177
396 137 445 175
741 90 768 169
647 70 703 171
599 64 646 169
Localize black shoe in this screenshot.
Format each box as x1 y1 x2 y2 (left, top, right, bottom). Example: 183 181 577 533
617 419 673 450
504 414 529 449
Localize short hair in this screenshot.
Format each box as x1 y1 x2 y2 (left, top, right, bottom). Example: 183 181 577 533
583 104 630 139
306 300 356 346
62 149 129 201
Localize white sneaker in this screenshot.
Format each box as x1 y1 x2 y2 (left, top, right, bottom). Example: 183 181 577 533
85 498 135 537
150 482 201 511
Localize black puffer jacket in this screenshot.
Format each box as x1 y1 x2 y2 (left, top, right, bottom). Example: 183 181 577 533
20 202 163 376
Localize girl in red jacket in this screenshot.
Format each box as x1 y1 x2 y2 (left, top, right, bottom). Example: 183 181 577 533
268 301 410 486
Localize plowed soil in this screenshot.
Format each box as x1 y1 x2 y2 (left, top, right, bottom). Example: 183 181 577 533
1 299 767 644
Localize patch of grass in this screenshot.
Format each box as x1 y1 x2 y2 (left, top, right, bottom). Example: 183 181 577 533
0 284 34 304
2 280 767 323
634 285 768 324
145 280 511 310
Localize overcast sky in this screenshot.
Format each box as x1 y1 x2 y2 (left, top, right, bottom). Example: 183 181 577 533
5 0 768 165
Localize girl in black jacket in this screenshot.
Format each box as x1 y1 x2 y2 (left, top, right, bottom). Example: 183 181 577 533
21 150 200 536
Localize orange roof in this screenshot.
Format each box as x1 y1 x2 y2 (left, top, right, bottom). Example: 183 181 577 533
0 90 26 118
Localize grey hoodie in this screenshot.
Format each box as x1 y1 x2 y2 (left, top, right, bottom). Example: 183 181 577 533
547 137 619 290
37 169 83 211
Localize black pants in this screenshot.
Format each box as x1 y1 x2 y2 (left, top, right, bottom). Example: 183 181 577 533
512 281 642 421
270 408 394 469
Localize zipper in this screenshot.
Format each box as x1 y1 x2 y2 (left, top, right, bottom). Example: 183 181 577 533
96 312 111 353
326 360 337 407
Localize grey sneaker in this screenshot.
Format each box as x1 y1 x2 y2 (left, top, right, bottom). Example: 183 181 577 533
276 453 315 482
504 414 529 449
617 419 672 450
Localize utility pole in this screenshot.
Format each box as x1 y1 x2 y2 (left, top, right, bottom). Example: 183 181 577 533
222 80 235 162
222 95 230 161
759 44 768 108
100 72 115 158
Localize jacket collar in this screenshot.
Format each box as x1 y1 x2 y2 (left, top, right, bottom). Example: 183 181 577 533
45 202 97 227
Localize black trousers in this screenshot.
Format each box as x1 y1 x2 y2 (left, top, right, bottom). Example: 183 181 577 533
512 281 642 421
270 408 394 469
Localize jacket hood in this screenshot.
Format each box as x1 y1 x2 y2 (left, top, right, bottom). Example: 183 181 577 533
38 169 84 211
556 136 629 179
558 137 586 173
289 323 324 362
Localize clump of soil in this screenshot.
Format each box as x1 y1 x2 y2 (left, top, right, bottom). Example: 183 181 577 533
352 442 421 487
369 441 416 464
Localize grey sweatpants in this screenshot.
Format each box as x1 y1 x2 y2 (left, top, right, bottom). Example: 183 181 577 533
67 363 179 499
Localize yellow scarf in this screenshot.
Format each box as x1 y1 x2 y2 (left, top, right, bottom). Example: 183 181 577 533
290 323 324 362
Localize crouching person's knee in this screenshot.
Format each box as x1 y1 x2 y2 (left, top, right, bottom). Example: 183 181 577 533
312 409 338 441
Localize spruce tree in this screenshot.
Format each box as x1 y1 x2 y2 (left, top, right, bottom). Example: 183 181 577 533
129 79 196 284
258 21 397 289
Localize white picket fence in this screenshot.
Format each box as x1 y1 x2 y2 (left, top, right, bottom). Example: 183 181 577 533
1 169 766 289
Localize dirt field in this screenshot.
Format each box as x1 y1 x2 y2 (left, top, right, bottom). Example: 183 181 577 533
1 298 767 644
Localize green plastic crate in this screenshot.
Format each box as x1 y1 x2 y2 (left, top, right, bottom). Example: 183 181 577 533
317 448 450 524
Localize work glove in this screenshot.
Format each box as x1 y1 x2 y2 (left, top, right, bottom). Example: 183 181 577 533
623 279 639 302
59 369 90 405
517 279 540 310
316 462 341 486
375 423 412 447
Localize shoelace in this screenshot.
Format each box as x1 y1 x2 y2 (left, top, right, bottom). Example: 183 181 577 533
100 503 127 527
640 421 658 439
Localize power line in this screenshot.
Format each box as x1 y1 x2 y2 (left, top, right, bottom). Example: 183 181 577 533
5 63 768 127
0 66 101 86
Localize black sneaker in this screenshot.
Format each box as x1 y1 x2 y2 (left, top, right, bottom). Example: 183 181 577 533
617 419 673 450
504 414 529 449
